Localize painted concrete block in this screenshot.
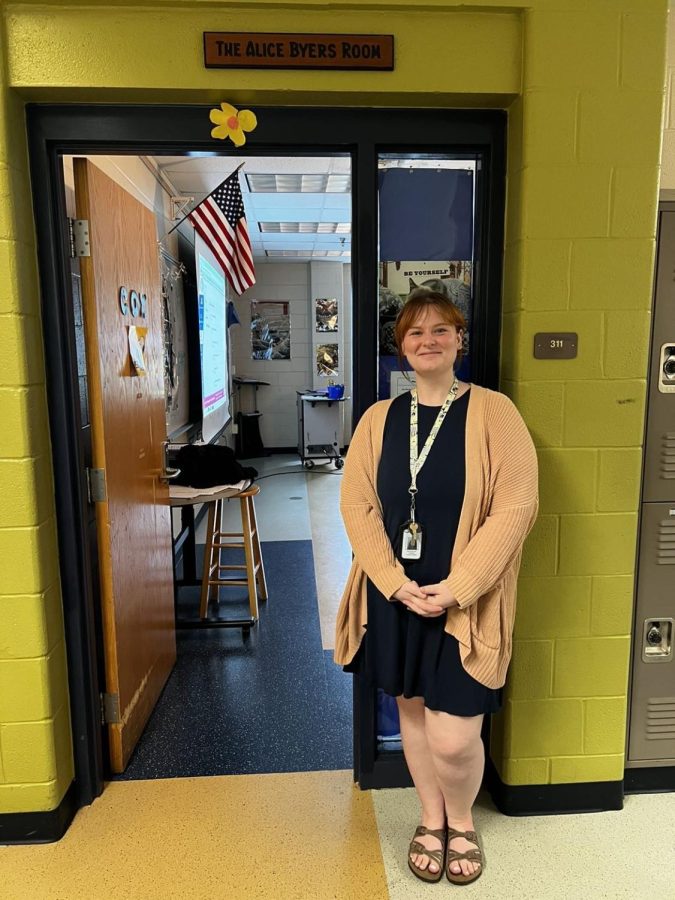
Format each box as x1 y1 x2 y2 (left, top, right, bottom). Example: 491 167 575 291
525 9 621 90
507 640 553 700
663 129 675 187
596 448 641 512
520 239 572 311
570 238 655 310
0 719 58 782
0 315 47 387
584 697 628 754
563 381 645 446
0 164 36 246
591 576 634 637
499 756 550 786
523 165 612 239
514 576 592 640
7 707 72 804
502 241 522 313
0 780 63 812
507 698 584 757
620 12 668 91
499 312 519 381
577 91 663 165
550 753 624 783
0 519 59 594
502 381 564 447
0 591 56 659
603 311 651 380
559 514 637 576
553 636 631 697
537 448 597 514
0 241 40 316
507 95 524 176
522 90 577 166
611 167 659 239
0 643 67 721
505 168 524 245
0 457 53 528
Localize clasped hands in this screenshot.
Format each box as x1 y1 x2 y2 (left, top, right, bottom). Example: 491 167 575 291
392 580 458 617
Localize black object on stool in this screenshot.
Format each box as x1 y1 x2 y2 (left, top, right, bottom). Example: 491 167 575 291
171 443 258 487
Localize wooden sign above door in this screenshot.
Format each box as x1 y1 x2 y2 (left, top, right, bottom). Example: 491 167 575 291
203 32 394 71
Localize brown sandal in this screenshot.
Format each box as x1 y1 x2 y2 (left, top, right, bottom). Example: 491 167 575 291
446 826 483 885
408 825 447 883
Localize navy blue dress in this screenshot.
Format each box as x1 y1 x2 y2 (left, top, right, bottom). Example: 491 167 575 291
345 390 502 716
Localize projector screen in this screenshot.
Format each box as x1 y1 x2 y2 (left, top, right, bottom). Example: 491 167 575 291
195 234 230 443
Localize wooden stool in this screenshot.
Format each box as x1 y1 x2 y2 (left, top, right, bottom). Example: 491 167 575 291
199 485 268 621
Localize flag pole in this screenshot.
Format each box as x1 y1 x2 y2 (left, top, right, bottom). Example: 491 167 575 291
163 161 246 239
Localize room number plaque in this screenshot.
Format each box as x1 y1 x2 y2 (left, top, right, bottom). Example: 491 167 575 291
533 332 578 359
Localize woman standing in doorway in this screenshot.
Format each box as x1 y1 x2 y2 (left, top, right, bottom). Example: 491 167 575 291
335 292 538 885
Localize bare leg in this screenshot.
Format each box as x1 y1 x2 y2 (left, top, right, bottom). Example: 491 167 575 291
396 696 446 875
425 709 485 878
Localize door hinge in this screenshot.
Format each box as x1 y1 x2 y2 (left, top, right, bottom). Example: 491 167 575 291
68 218 91 258
100 692 121 725
86 467 107 503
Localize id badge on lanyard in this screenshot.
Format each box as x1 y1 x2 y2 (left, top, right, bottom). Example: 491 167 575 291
398 380 459 562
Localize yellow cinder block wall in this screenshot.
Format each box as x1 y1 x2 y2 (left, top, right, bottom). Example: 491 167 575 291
498 3 667 785
0 0 667 815
0 21 74 813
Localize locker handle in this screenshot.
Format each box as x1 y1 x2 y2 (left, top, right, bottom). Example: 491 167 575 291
642 618 674 663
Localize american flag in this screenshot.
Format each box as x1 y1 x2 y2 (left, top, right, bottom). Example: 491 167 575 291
188 171 256 295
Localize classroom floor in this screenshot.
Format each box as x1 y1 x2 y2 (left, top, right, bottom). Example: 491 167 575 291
1 454 673 899
117 453 353 781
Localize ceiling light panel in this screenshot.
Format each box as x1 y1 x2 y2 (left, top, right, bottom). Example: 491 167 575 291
265 250 351 258
247 174 351 193
259 222 352 234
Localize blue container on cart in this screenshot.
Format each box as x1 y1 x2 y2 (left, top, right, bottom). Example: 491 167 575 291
326 383 345 400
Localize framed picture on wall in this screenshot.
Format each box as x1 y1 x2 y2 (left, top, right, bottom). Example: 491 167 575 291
315 298 338 332
316 343 339 377
251 301 291 360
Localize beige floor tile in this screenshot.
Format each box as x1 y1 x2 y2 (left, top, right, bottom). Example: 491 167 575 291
0 771 388 900
372 785 672 899
307 464 351 650
194 456 313 544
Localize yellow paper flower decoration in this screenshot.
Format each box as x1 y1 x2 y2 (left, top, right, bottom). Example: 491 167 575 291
209 103 257 147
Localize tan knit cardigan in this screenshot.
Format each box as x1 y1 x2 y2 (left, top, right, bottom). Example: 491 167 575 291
334 384 539 689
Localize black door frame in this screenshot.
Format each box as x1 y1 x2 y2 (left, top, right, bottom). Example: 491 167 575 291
26 103 506 808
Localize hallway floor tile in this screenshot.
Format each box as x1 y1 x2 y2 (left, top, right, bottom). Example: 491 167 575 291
0 770 387 900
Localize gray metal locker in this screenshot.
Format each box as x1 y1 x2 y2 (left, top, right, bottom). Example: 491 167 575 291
627 205 675 768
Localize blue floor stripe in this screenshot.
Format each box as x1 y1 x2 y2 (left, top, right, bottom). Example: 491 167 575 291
116 540 353 780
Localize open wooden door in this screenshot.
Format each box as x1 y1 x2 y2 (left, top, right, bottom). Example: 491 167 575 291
74 158 176 773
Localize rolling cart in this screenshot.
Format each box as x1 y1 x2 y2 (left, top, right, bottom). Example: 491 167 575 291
296 391 347 469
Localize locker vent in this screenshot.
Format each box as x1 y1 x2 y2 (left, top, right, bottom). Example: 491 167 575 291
657 518 675 564
660 432 675 478
646 698 675 739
